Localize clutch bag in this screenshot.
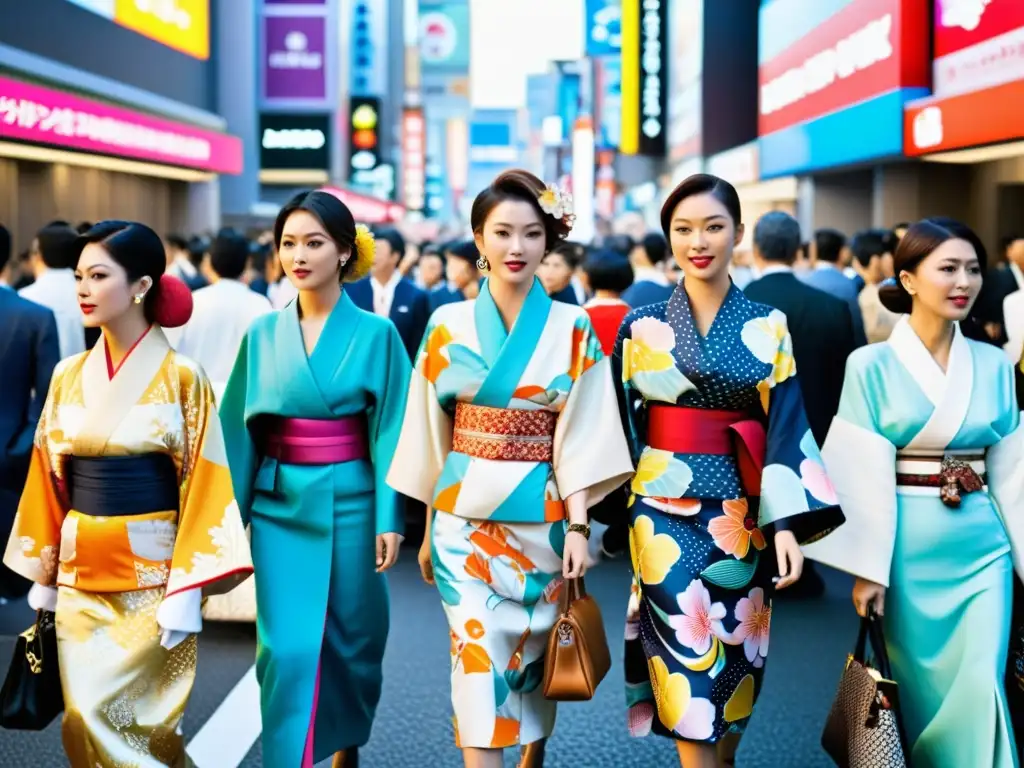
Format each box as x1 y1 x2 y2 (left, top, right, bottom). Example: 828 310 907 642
0 609 64 730
821 612 908 768
542 577 610 701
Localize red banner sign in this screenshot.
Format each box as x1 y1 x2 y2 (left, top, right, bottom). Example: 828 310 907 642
933 0 1024 58
320 186 406 225
758 0 929 137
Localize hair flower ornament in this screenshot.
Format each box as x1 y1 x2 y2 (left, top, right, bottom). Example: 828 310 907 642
349 224 376 282
538 184 576 231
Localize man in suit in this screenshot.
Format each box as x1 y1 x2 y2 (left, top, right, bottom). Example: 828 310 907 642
431 240 483 310
746 213 857 447
745 213 859 600
802 228 867 347
0 223 61 598
346 227 431 360
621 233 674 308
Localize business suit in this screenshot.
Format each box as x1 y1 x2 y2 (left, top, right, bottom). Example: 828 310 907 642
744 269 857 448
800 264 868 347
621 279 674 309
0 287 60 597
346 276 431 360
429 285 464 311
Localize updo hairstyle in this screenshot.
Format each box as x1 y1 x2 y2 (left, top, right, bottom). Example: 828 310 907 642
273 190 372 282
659 173 742 242
74 221 192 327
878 219 986 314
470 169 572 252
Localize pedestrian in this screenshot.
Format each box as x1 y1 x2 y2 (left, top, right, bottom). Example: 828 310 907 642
219 190 412 768
805 219 1022 767
387 169 633 768
3 220 253 767
613 174 844 766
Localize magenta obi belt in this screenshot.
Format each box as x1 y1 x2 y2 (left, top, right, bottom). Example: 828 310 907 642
254 416 369 492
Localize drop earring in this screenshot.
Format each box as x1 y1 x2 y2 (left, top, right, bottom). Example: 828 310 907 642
476 255 490 271
134 293 144 304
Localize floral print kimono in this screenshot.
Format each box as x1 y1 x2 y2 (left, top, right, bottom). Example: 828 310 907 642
613 283 843 744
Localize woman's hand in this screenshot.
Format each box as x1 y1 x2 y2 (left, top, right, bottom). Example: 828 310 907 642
418 536 434 585
375 532 403 573
773 530 804 590
852 578 886 618
563 531 589 579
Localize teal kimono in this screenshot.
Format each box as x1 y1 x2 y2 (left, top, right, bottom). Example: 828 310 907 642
220 291 411 766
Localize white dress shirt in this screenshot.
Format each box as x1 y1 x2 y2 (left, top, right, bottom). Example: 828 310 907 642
371 271 402 317
632 266 670 286
268 278 298 310
165 279 273 399
19 268 85 360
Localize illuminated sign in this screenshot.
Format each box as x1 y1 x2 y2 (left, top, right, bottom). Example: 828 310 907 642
402 109 425 213
904 77 1024 155
259 112 330 170
348 96 383 190
0 74 241 173
619 0 667 157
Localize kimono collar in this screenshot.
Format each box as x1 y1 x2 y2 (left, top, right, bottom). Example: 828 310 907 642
889 315 973 452
472 277 552 406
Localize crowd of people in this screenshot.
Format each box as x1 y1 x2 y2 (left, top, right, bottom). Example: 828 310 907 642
0 171 1022 768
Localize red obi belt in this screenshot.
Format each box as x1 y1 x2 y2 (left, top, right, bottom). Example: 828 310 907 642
646 404 766 495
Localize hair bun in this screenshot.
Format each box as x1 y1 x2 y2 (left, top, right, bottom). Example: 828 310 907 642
154 273 193 328
877 276 912 315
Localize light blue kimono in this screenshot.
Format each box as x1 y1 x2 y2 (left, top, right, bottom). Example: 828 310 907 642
219 291 411 766
806 318 1021 768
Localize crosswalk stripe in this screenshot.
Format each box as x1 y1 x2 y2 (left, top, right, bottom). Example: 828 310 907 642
185 665 262 768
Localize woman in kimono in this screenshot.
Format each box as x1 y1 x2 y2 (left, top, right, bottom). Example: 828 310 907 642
387 169 634 768
3 221 253 767
805 219 1022 767
613 174 844 768
219 190 411 768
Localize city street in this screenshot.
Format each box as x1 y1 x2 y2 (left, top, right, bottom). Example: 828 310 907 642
0 550 857 767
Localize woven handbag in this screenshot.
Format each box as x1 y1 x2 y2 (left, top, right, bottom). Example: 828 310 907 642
821 612 908 768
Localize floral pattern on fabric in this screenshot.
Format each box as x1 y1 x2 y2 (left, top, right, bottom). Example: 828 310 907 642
613 284 842 744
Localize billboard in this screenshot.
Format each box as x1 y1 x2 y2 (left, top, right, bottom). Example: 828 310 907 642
667 0 703 162
65 0 209 59
419 2 471 72
262 15 328 102
402 109 426 213
758 0 929 177
0 74 242 174
259 113 330 170
584 0 622 57
904 0 1024 155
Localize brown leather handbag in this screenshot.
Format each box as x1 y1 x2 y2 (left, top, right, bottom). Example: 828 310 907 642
542 577 611 701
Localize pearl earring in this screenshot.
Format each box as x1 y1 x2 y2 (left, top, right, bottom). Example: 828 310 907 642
134 293 144 304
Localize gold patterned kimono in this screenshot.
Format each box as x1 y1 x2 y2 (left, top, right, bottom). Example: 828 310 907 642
3 326 253 768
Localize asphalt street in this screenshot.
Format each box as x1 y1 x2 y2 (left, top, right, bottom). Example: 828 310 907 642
0 551 857 767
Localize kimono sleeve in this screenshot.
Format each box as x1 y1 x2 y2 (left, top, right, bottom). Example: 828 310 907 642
802 350 897 586
367 322 413 536
983 356 1024 583
553 314 634 506
386 317 454 507
219 332 256 525
611 312 646 466
165 364 253 600
756 316 846 545
3 362 68 586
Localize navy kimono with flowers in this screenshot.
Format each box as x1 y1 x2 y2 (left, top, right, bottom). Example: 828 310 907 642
612 282 844 743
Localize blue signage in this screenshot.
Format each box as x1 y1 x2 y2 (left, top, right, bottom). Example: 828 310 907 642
585 0 621 56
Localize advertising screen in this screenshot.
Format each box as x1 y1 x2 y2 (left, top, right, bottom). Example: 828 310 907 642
1 0 212 109
259 113 330 171
65 0 209 59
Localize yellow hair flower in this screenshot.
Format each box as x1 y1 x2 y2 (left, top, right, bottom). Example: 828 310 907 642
348 224 375 282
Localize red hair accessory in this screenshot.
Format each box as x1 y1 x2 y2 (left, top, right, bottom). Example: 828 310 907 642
153 273 193 328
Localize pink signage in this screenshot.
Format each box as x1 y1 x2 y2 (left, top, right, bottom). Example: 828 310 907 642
0 75 243 175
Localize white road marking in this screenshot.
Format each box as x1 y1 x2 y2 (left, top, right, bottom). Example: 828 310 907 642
185 665 262 768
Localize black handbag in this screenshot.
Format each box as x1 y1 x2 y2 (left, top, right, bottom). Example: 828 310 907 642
0 609 64 730
821 612 909 768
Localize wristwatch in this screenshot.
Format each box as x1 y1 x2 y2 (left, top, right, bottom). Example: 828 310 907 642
566 522 591 540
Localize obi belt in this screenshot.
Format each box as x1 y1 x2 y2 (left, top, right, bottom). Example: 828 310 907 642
895 449 987 508
646 404 766 496
63 453 180 592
